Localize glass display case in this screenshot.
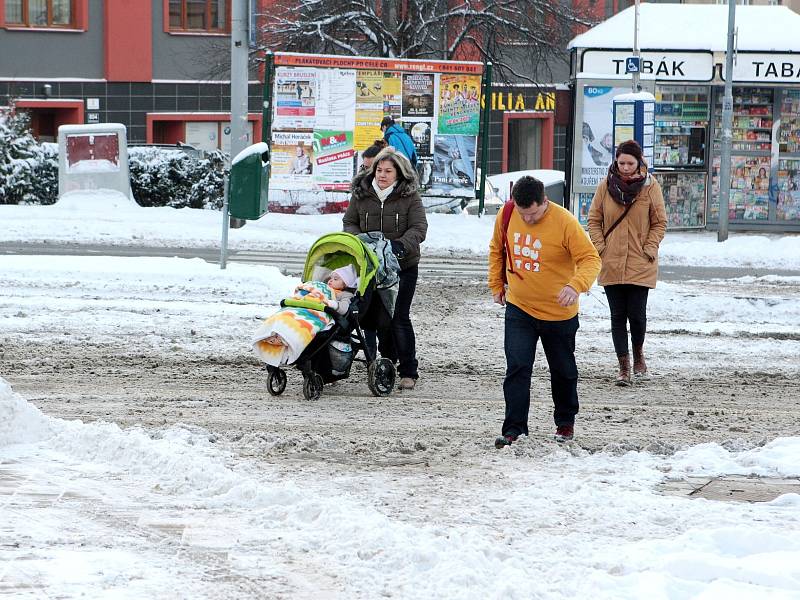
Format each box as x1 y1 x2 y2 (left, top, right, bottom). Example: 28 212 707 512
712 88 774 153
777 91 800 222
655 172 706 228
654 85 709 168
710 155 771 221
778 90 800 155
709 87 773 222
777 159 800 221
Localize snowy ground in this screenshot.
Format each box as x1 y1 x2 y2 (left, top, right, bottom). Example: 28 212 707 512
2 196 800 598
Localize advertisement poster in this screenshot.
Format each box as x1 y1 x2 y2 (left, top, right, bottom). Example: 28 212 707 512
402 120 432 158
313 130 355 191
580 85 628 187
437 74 481 135
274 67 318 129
315 68 356 131
355 70 384 102
655 172 706 228
383 72 402 120
271 130 315 189
354 108 384 151
430 134 476 196
354 70 384 151
416 159 433 191
402 73 434 118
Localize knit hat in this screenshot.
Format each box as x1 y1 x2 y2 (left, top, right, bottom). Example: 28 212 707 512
332 264 358 289
615 139 644 164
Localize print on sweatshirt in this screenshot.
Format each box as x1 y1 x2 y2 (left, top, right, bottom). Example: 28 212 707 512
512 231 543 273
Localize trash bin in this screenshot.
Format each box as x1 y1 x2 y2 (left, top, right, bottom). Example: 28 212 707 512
229 142 270 220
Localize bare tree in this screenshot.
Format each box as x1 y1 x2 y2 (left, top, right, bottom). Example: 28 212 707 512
257 0 597 84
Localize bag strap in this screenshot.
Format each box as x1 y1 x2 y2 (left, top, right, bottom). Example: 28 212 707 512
500 200 520 284
603 201 635 241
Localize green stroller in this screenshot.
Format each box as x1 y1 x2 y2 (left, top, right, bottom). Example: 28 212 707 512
263 232 397 400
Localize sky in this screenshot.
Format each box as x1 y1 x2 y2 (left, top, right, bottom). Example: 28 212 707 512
1 192 800 598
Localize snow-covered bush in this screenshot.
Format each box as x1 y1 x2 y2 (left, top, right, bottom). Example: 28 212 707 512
0 108 58 205
0 109 227 208
128 147 226 209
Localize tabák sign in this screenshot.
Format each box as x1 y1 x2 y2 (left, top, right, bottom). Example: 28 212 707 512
729 53 800 83
581 50 714 82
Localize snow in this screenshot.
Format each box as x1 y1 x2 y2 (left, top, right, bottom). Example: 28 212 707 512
2 373 800 597
1 193 800 598
231 141 270 166
2 190 800 269
568 5 800 52
613 91 655 102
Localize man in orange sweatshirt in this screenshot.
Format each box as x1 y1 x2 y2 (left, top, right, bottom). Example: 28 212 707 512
489 176 601 447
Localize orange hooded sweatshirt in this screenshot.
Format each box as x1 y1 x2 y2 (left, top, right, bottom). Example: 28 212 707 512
488 202 601 321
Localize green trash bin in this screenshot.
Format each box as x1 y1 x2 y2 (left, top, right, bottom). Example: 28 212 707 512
229 142 270 220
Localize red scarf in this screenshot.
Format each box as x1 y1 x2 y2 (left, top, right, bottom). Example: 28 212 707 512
607 163 646 206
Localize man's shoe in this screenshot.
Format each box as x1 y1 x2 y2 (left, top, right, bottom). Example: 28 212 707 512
494 433 518 449
554 425 574 443
398 377 416 390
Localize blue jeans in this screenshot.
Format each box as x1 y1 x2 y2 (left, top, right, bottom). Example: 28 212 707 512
502 303 579 436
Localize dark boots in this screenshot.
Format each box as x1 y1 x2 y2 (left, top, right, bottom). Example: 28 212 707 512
615 354 632 386
633 345 647 377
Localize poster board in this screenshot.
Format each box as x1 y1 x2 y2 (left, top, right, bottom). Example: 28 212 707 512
269 53 484 212
569 76 656 220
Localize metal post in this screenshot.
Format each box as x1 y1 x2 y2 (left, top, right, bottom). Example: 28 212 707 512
230 0 250 159
477 62 493 216
220 176 230 269
262 51 274 144
718 0 736 242
632 0 641 92
226 0 250 233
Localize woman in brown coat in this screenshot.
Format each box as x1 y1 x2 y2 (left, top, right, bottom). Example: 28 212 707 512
587 140 667 386
343 147 428 390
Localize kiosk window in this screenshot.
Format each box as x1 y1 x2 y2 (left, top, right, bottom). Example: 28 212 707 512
654 85 709 168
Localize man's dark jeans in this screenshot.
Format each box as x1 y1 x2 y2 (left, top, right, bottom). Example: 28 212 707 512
502 303 579 436
365 265 419 380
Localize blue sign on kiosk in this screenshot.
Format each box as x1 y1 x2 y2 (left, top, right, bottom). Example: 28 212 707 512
612 91 656 172
625 56 641 74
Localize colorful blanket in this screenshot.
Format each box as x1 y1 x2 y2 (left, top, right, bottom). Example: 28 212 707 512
252 282 335 367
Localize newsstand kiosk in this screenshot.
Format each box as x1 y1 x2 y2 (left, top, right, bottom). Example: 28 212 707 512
568 4 800 232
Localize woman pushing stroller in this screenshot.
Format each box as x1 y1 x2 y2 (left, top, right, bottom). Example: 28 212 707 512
252 232 397 400
343 146 428 390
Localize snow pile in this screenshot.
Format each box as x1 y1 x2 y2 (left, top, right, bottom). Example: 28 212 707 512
0 377 54 445
3 381 800 598
660 233 800 270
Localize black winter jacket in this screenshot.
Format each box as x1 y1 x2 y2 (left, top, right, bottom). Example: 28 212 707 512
343 171 428 270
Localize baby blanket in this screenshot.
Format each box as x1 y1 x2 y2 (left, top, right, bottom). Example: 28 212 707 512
252 281 335 366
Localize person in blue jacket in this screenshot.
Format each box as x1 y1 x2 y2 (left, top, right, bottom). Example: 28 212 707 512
380 116 418 168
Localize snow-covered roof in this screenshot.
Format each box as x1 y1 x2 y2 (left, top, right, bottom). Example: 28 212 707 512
569 5 800 52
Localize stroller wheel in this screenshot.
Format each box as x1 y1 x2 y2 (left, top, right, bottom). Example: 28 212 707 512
267 368 287 396
302 372 324 401
368 358 396 397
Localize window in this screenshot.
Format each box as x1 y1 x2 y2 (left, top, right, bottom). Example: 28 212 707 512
168 0 229 33
4 0 73 27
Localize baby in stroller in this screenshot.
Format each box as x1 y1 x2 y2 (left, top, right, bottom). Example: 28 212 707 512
252 232 398 401
254 265 359 365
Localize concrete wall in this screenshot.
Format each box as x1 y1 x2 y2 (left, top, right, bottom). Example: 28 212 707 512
152 1 230 81
0 0 104 79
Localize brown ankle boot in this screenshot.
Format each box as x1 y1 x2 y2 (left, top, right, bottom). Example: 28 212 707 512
615 354 632 386
633 345 647 377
